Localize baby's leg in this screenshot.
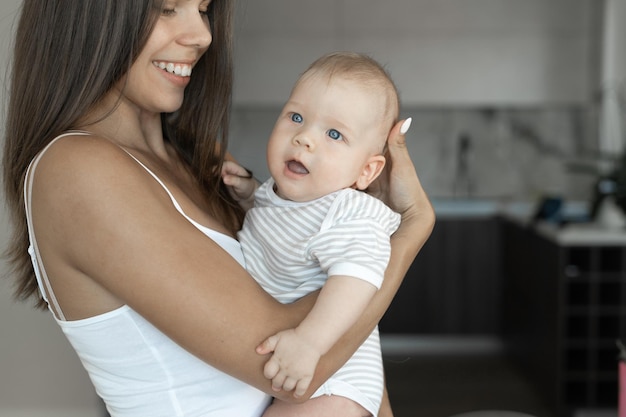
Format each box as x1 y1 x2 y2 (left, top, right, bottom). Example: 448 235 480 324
263 395 371 417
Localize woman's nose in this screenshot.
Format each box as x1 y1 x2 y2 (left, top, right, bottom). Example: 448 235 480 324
179 15 212 49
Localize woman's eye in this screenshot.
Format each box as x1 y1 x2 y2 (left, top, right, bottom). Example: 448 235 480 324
162 8 176 16
327 129 343 141
290 113 303 123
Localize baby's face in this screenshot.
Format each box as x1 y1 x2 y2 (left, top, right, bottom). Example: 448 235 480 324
266 74 388 202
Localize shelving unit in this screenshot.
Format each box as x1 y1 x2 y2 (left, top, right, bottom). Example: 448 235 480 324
502 219 625 416
562 246 625 408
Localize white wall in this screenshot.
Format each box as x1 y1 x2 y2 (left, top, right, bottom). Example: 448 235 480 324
233 0 599 107
0 1 103 416
598 0 626 155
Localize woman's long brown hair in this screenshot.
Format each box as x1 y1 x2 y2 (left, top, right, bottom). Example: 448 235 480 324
3 0 242 308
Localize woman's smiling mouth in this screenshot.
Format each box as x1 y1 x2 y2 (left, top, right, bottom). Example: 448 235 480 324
153 61 192 77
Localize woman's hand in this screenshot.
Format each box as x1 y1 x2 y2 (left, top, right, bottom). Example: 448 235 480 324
368 118 435 223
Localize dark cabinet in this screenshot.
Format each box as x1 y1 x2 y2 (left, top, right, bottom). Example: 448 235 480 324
379 213 624 415
502 219 625 416
380 217 501 335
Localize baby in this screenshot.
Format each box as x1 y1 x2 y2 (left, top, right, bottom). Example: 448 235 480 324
223 51 409 417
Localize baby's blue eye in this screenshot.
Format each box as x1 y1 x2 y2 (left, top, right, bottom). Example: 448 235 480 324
327 129 342 141
291 113 303 123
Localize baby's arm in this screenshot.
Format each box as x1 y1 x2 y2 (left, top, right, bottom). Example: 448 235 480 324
221 160 259 211
256 274 377 398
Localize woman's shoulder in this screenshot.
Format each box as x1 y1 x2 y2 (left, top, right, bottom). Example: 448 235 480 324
36 132 130 171
30 132 162 230
33 132 150 195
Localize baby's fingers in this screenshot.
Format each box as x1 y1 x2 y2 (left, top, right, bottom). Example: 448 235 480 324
281 376 298 392
270 370 286 393
256 334 279 355
263 358 280 380
221 160 248 177
293 377 312 398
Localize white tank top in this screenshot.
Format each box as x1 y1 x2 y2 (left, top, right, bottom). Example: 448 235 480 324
24 132 271 417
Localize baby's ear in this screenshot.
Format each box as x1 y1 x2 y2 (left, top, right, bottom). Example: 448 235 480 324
355 155 386 190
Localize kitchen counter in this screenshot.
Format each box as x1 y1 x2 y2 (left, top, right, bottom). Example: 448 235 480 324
431 198 500 218
533 221 626 246
433 198 626 245
431 198 585 221
498 200 626 246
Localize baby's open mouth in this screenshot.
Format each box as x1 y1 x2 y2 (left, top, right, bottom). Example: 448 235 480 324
287 160 309 174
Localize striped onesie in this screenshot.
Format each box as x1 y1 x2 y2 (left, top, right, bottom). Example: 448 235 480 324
238 178 401 416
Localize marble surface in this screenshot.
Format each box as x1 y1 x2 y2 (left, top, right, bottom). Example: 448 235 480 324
229 106 599 204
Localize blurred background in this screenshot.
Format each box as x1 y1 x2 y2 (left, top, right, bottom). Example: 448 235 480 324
229 0 614 203
1 1 625 416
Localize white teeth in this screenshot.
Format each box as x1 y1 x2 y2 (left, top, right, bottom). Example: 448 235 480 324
155 61 192 77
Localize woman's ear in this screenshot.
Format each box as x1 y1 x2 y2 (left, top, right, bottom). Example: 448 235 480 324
355 155 386 190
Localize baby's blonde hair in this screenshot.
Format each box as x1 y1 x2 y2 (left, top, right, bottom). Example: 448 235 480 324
296 52 400 144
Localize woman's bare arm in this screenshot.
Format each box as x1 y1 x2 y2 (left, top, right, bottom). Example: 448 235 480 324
33 135 298 392
379 386 394 417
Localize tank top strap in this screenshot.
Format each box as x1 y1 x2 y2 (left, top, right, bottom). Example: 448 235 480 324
116 150 203 229
24 131 92 320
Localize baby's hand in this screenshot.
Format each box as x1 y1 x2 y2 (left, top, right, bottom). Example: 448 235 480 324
256 328 321 398
221 160 259 211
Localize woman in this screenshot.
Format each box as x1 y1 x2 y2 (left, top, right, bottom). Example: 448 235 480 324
2 1 435 416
